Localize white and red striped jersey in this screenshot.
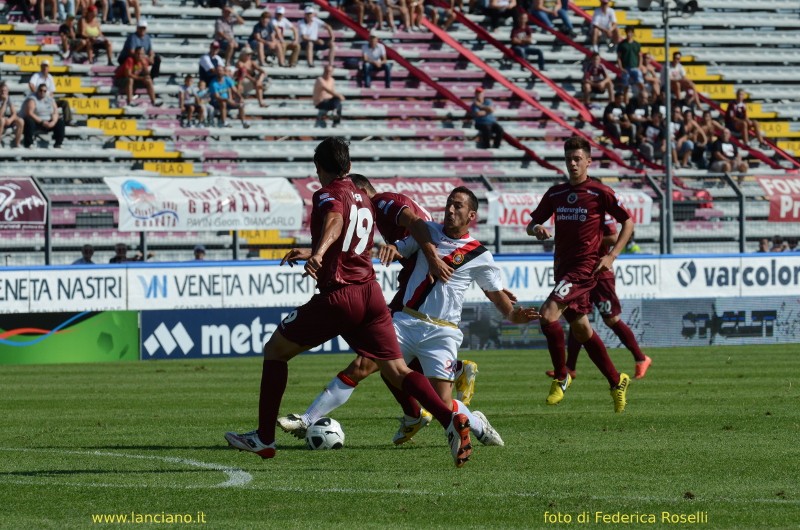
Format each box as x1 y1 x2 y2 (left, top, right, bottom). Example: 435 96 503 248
394 222 503 325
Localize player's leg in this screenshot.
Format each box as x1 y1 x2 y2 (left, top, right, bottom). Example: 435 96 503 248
539 297 570 406
569 313 630 413
545 329 579 379
596 278 651 378
278 355 380 439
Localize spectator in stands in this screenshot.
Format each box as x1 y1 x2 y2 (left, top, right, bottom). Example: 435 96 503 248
756 238 769 253
709 128 748 175
581 52 613 107
638 52 660 98
625 89 651 144
119 19 161 79
196 79 215 125
109 243 153 263
485 0 516 32
313 64 344 127
39 0 57 22
234 48 268 107
590 0 618 52
0 82 24 149
26 60 71 125
210 64 249 128
638 112 665 164
361 32 392 88
677 109 707 169
179 74 201 127
700 109 723 141
72 244 95 264
115 46 161 107
786 237 798 252
770 235 788 253
408 0 426 32
471 87 503 149
510 12 545 71
662 50 701 110
194 244 206 260
215 5 245 67
725 88 767 149
21 84 65 148
616 27 643 100
199 41 225 85
107 0 131 25
57 0 75 22
59 14 87 60
383 0 411 33
529 0 575 38
271 6 300 67
298 6 336 68
426 0 456 31
603 91 633 144
250 10 284 67
79 5 114 66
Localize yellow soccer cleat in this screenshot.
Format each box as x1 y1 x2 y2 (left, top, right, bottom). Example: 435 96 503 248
545 373 571 405
611 373 631 413
392 409 433 445
455 360 479 406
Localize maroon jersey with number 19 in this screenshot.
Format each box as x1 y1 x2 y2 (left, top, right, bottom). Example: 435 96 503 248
310 177 376 291
529 178 630 281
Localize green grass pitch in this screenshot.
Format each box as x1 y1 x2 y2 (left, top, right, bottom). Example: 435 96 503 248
0 344 798 529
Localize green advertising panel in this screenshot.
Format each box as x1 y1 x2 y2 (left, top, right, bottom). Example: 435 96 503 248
0 311 139 365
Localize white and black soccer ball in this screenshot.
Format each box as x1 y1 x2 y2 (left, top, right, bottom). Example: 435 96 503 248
305 417 345 450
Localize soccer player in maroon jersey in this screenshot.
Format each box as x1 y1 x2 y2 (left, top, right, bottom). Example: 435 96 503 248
546 215 652 381
526 135 634 412
225 138 473 467
277 175 485 444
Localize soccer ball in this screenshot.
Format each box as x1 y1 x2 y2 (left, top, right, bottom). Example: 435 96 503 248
305 417 345 450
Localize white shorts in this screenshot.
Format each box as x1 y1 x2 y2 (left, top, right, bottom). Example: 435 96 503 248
393 312 463 381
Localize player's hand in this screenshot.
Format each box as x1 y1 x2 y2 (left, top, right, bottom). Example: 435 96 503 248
378 244 400 266
531 225 551 241
281 247 311 267
594 254 615 275
304 253 323 279
425 256 453 284
508 305 540 324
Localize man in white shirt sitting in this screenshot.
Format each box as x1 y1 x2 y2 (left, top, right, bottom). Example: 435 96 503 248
361 32 391 89
590 0 619 52
298 6 336 67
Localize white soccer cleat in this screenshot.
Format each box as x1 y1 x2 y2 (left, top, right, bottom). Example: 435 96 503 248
277 414 309 440
224 430 276 459
447 413 472 468
473 411 505 447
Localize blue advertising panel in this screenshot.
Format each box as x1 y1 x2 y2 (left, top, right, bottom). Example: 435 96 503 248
140 307 353 360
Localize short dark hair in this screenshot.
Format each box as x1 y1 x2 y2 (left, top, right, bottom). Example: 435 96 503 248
449 186 478 212
564 135 591 156
349 174 376 194
314 137 351 178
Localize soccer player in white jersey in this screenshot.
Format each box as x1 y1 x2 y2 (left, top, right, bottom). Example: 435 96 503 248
280 186 539 447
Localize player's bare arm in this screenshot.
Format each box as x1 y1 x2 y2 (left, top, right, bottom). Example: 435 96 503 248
305 211 344 280
281 248 312 267
405 216 454 282
526 221 552 240
484 289 540 323
594 218 634 274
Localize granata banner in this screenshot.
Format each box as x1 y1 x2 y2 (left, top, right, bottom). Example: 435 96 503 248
0 177 47 227
756 176 800 222
485 190 653 227
292 177 464 223
104 176 304 232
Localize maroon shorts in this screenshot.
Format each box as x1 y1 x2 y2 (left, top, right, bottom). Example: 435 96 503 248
279 281 402 361
547 273 596 322
590 275 621 318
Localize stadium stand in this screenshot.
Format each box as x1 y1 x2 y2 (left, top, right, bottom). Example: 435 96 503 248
0 0 798 264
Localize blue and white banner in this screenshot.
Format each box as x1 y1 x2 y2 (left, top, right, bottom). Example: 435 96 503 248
140 307 353 359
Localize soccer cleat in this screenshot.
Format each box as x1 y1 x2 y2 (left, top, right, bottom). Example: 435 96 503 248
455 360 479 406
545 373 572 405
277 413 308 440
634 355 652 379
447 413 472 468
473 410 504 447
545 369 577 380
392 409 433 445
611 373 631 413
224 430 276 459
